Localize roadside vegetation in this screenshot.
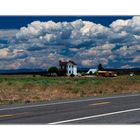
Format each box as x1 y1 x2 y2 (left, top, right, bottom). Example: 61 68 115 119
0 75 139 104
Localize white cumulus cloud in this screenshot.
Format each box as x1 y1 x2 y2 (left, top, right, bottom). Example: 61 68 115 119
0 16 140 69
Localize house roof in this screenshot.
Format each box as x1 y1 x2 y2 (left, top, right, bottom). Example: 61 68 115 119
68 60 77 65
59 60 77 66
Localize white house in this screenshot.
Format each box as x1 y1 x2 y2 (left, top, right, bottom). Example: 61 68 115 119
59 60 77 76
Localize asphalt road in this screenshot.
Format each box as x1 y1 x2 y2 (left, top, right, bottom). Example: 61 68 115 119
0 93 140 124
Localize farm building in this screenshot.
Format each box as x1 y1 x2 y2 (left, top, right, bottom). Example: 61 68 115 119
86 69 97 74
96 71 116 77
59 60 77 76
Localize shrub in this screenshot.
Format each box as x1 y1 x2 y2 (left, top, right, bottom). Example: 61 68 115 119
70 73 75 77
48 66 58 76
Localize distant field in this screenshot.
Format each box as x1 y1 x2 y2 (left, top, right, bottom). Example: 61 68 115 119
0 75 139 104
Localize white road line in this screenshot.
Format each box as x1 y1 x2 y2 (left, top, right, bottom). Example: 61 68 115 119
49 107 140 124
0 93 139 111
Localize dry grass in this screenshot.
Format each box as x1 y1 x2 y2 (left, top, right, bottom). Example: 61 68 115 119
0 75 139 104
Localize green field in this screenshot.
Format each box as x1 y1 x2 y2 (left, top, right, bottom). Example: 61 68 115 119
0 75 139 104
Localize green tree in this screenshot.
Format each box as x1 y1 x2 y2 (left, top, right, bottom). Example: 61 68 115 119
98 64 104 71
48 66 58 75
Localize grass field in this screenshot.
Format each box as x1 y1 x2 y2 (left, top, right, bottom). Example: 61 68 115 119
0 75 139 104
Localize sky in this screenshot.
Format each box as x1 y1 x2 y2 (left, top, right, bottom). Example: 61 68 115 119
0 16 139 69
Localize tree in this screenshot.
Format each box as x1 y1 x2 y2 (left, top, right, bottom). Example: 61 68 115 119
48 66 58 76
98 63 104 71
